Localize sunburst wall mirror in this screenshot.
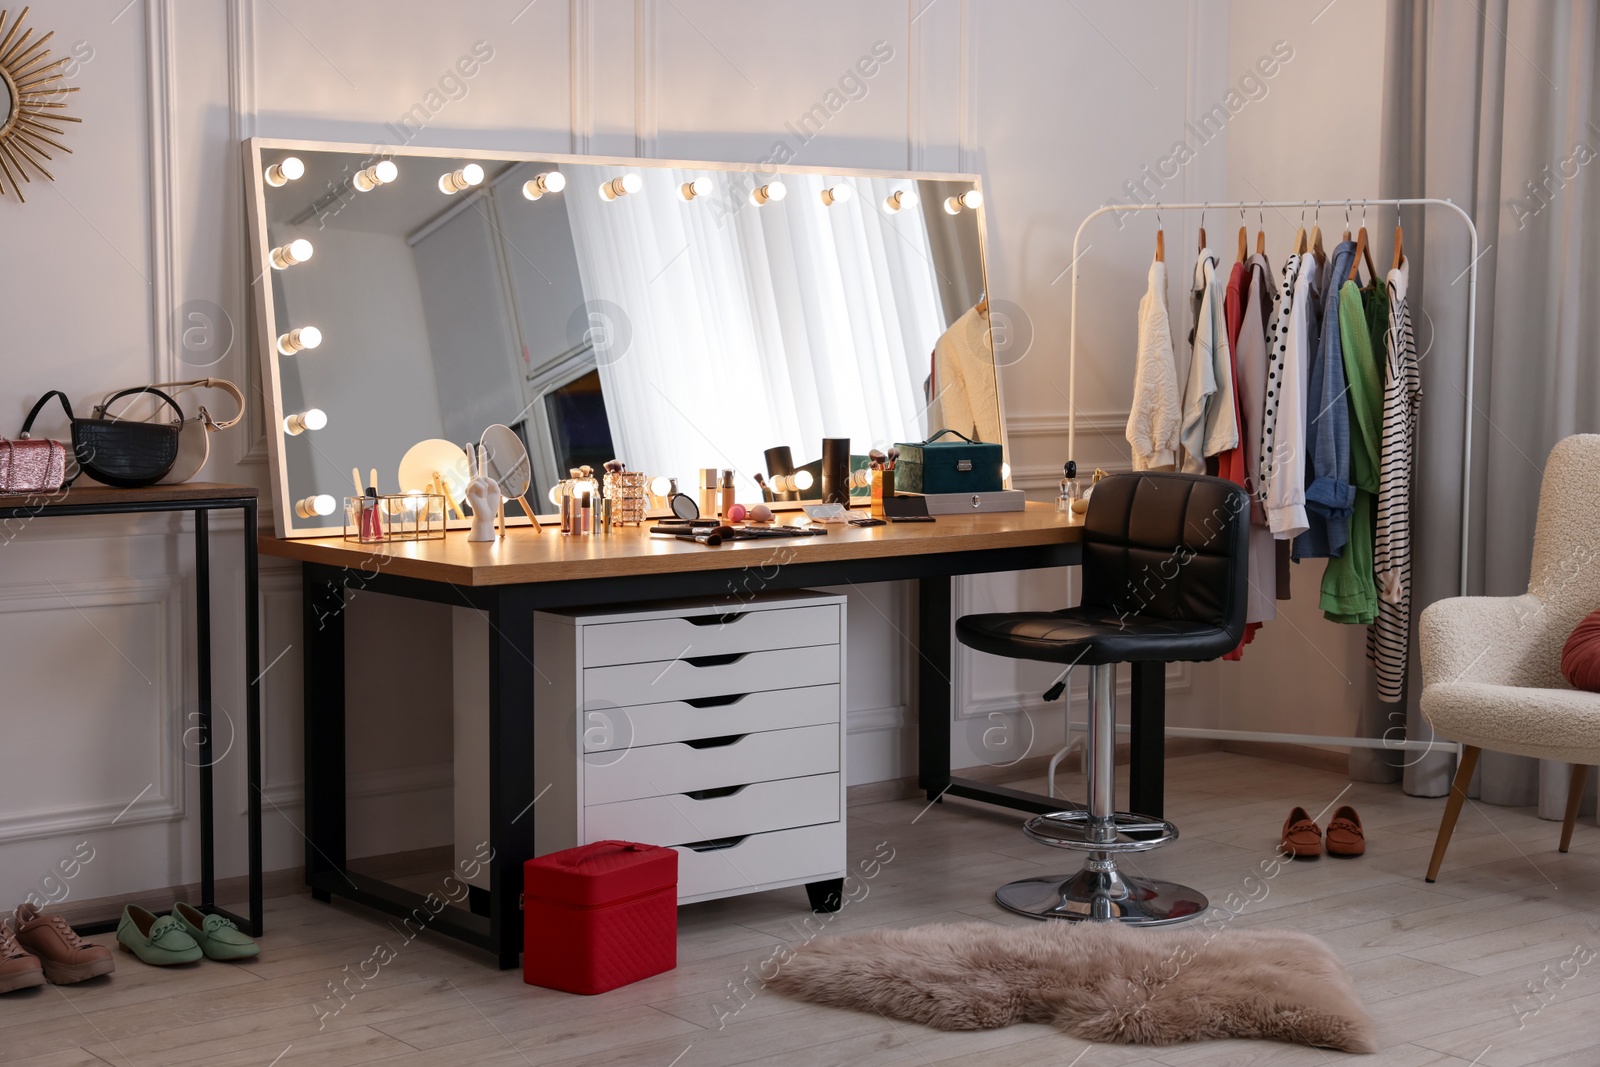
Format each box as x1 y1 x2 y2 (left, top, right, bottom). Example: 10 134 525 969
0 6 80 202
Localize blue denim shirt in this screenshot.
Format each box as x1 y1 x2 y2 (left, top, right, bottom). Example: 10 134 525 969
1293 240 1357 560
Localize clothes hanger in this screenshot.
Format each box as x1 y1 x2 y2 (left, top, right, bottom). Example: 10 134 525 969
1350 203 1379 283
1154 209 1164 263
1198 204 1207 253
1293 202 1308 255
1341 201 1353 242
1254 204 1266 255
1236 206 1248 263
1310 203 1326 266
1392 213 1405 270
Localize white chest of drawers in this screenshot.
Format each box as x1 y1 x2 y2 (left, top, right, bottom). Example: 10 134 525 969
532 591 847 905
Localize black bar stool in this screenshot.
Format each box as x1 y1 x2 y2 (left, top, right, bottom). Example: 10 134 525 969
956 471 1249 924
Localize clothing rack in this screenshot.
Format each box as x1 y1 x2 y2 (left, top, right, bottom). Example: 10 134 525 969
1060 198 1480 759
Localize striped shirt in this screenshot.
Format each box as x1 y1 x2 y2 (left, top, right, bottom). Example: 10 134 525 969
1367 259 1421 701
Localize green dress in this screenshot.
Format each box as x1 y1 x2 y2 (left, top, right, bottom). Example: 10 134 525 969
1320 280 1387 623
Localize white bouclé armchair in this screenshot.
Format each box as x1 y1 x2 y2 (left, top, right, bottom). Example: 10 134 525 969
1421 434 1600 882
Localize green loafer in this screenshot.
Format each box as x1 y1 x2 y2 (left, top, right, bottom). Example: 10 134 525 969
115 906 202 966
172 903 259 961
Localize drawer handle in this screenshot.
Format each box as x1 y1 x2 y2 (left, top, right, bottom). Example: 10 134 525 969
686 612 746 627
684 652 747 668
683 733 747 750
683 784 747 801
682 835 749 853
684 693 747 709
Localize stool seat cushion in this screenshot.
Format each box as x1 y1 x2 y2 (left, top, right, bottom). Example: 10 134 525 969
956 605 1235 666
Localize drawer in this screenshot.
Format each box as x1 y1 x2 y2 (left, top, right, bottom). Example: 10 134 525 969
582 605 840 667
676 822 845 902
584 647 839 707
584 773 840 847
584 684 840 751
584 724 839 805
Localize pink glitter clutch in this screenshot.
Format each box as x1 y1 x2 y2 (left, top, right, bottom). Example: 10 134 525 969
0 437 67 494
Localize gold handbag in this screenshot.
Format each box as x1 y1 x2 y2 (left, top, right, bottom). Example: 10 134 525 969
95 378 245 484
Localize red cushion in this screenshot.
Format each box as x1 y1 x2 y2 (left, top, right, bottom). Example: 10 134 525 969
1561 610 1600 692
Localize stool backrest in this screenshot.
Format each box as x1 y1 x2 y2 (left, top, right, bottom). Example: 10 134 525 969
1081 472 1250 637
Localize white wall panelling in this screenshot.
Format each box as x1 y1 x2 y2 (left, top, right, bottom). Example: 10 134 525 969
0 1 1391 904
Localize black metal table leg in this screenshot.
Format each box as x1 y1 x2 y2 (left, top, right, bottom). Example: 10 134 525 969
243 499 263 935
917 576 953 801
1129 661 1165 818
303 564 348 902
195 508 215 913
489 586 537 970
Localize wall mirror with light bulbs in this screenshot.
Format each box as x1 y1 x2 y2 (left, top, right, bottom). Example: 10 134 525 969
246 137 1002 537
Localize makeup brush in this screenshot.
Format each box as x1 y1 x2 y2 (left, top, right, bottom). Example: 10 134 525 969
886 447 900 470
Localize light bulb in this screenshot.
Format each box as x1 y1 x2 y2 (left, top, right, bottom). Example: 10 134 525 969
548 483 563 506
821 184 853 206
945 189 984 214
352 159 398 192
295 494 337 518
283 408 327 436
599 173 642 201
269 238 314 269
277 326 322 354
649 475 673 497
523 171 566 200
264 156 304 187
439 163 485 194
792 469 813 491
882 188 917 214
750 181 787 206
1001 462 1011 482
679 177 714 201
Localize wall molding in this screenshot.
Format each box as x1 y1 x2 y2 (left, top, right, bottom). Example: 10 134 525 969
145 0 179 384
0 577 184 845
846 703 910 734
229 0 268 466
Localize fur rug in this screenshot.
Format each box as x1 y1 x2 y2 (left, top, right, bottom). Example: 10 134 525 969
767 921 1377 1053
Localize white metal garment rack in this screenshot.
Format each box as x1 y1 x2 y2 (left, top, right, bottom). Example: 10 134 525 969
1058 198 1480 761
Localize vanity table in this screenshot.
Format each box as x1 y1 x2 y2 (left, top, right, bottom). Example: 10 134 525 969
262 506 1176 968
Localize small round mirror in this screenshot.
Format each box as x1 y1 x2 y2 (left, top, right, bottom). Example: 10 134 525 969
0 71 14 134
0 10 80 203
480 424 533 513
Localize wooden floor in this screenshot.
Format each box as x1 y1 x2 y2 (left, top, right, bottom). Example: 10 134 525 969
6 750 1600 1067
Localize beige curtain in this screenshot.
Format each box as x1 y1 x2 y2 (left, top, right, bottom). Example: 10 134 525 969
1379 0 1600 813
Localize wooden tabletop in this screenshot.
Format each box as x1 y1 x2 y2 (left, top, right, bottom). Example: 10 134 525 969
259 502 1084 586
0 481 259 510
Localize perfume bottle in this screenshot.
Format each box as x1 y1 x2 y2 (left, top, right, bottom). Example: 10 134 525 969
1057 461 1081 514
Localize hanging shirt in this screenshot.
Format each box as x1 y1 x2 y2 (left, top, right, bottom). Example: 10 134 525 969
1293 241 1357 560
1222 253 1280 659
1320 277 1386 624
1367 259 1421 701
931 305 1003 445
1125 258 1182 470
1216 262 1249 486
1261 253 1310 538
1179 249 1238 473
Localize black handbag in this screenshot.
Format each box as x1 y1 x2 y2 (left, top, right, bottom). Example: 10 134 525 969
21 388 184 488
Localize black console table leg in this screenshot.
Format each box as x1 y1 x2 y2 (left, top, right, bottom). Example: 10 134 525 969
489 586 537 971
303 564 348 903
806 878 844 913
1129 661 1165 818
195 509 216 914
242 499 263 935
917 576 953 802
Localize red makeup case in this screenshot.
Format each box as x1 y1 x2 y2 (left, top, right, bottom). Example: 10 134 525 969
523 840 677 994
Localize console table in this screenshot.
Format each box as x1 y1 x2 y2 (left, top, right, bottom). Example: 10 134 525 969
262 504 1171 968
0 482 262 937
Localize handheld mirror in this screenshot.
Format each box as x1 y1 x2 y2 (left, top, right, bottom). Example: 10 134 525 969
480 424 538 527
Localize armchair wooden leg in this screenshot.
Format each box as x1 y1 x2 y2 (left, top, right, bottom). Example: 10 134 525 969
1425 745 1481 883
1560 764 1588 854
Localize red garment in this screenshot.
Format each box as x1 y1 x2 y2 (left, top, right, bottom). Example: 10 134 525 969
1218 261 1258 659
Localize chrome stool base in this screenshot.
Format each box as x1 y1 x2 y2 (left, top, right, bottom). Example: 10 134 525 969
995 863 1208 925
1022 809 1179 852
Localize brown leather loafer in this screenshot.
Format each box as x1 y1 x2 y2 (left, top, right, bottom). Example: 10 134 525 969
13 904 114 984
1281 806 1323 857
0 920 45 994
1326 805 1366 856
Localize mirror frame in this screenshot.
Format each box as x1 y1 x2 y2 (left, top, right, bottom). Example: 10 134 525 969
244 136 1002 538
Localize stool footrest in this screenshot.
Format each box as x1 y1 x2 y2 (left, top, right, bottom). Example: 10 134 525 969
1022 809 1178 852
